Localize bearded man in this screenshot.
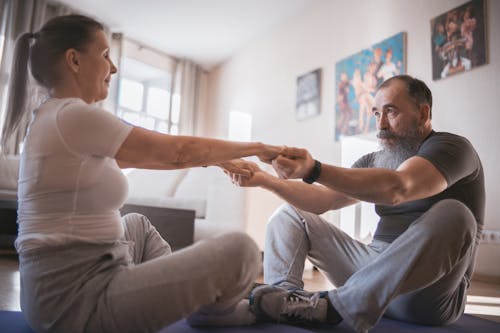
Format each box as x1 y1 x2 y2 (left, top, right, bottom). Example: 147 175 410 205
227 75 484 333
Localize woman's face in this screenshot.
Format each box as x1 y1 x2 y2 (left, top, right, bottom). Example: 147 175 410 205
76 30 117 103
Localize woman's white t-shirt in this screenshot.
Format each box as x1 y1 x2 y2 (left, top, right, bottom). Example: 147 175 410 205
16 98 133 253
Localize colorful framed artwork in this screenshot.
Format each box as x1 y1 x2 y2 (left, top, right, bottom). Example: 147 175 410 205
334 32 407 141
430 0 487 80
296 68 321 121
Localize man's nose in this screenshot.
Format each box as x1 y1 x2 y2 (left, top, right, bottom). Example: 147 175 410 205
377 112 389 129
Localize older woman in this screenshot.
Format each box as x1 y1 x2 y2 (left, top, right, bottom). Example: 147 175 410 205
1 14 281 333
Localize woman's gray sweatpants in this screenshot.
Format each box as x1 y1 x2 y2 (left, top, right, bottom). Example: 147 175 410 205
19 213 260 333
263 199 477 333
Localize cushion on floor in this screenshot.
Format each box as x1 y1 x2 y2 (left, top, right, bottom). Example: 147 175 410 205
1 311 498 333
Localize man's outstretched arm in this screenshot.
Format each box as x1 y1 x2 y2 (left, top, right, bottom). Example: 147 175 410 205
225 160 358 214
274 147 447 206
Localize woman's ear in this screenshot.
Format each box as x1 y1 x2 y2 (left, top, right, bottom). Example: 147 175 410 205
64 48 80 74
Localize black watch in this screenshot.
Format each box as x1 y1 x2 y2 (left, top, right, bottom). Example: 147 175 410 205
302 160 322 184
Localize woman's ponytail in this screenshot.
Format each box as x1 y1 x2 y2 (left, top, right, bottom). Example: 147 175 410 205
0 32 33 153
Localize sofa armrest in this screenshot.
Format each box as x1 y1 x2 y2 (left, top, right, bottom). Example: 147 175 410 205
204 172 246 230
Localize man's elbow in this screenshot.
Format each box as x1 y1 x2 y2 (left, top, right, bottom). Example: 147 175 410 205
385 184 409 206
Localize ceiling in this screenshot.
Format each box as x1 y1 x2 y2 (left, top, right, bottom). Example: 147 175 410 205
56 0 315 70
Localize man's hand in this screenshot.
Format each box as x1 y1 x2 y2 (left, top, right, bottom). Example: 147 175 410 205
223 160 270 187
272 146 315 179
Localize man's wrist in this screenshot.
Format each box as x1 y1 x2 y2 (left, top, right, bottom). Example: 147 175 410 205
302 160 322 184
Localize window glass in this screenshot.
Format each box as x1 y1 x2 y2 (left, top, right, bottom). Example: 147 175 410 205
147 87 170 119
119 78 143 111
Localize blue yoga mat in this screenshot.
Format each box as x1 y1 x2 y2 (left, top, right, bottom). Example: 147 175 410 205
1 311 498 332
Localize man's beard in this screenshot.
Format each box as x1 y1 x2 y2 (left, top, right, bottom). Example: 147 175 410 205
374 128 423 170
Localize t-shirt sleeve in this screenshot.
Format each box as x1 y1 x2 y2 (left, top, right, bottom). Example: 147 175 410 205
351 152 376 168
56 101 133 157
417 133 480 187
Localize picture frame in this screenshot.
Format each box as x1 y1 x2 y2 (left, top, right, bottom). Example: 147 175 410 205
334 32 407 141
296 68 321 121
430 0 487 81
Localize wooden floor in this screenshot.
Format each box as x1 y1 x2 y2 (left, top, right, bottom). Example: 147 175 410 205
1 252 499 323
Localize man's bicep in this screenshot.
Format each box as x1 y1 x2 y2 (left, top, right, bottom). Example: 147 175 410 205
397 156 448 201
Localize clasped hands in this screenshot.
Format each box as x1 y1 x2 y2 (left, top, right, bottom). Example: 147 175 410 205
219 145 316 187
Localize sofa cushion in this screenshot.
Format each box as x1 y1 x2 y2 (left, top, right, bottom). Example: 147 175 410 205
173 167 222 217
174 167 217 199
126 168 187 198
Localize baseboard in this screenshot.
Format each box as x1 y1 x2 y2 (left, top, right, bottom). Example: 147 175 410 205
472 273 500 285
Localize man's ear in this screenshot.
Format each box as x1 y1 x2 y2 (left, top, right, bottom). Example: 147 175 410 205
64 49 80 73
419 103 431 125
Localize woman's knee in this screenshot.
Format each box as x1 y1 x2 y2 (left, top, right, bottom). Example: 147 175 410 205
215 232 260 273
122 213 152 231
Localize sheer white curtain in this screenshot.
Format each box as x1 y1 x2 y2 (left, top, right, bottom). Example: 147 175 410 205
174 59 204 136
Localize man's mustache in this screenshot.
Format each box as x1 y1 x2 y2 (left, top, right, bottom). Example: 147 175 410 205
377 130 398 139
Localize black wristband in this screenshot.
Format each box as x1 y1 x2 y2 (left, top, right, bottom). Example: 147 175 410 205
302 160 322 184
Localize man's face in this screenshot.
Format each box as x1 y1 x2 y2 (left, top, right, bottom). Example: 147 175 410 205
372 80 425 168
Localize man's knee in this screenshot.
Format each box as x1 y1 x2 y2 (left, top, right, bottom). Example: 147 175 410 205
267 203 305 233
431 199 476 236
416 199 477 249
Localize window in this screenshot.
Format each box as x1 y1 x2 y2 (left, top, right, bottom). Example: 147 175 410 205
117 46 179 134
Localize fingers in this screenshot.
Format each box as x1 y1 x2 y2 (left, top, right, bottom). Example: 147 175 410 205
258 144 285 164
229 172 250 187
280 146 307 159
272 156 298 179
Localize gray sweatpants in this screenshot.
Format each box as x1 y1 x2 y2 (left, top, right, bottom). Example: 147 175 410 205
264 199 477 333
19 213 260 333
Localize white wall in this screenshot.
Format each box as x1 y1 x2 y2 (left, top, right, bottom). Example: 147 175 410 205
204 0 500 275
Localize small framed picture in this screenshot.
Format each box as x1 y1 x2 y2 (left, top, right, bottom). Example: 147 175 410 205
430 0 487 80
296 68 321 121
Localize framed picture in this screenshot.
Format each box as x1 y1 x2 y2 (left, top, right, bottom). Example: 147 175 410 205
296 68 321 121
334 32 406 141
430 0 487 81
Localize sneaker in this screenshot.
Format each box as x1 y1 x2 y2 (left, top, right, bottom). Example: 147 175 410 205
250 285 340 327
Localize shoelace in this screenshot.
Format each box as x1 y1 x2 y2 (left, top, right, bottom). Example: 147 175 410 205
280 292 322 321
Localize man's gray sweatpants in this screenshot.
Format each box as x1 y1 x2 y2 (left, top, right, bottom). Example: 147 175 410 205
19 213 260 333
264 199 477 333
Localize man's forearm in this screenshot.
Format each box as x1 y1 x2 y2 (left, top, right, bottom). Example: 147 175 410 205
261 175 356 214
316 164 404 205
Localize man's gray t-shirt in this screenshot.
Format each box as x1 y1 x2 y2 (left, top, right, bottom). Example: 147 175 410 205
352 131 485 245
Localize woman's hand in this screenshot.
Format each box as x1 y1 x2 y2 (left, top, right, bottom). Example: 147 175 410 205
272 146 315 179
218 159 256 177
256 144 284 164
